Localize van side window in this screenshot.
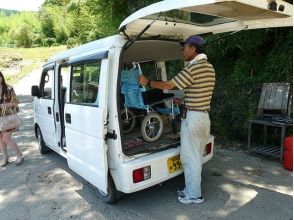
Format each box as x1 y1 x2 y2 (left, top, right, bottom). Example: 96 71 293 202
165 59 184 79
140 60 159 81
60 66 70 103
41 69 54 99
70 61 101 105
165 59 184 90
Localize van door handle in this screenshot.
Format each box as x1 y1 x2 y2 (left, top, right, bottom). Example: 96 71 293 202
48 107 52 114
65 113 71 124
56 112 59 122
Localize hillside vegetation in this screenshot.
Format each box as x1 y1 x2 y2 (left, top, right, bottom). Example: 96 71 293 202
0 0 159 48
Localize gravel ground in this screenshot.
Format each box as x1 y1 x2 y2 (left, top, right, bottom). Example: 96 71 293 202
0 70 292 220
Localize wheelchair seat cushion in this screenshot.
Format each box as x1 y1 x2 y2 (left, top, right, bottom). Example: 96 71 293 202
142 89 174 105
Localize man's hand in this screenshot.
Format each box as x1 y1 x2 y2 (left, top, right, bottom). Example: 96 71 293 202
138 74 149 86
173 98 183 105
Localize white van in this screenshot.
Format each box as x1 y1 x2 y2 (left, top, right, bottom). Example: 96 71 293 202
31 0 292 203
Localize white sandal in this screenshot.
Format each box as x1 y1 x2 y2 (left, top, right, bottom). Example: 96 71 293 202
15 156 24 166
0 158 8 167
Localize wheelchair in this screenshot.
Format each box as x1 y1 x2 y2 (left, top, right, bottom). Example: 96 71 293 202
120 63 180 142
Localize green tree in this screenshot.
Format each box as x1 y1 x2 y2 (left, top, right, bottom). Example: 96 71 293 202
5 12 40 47
9 23 32 47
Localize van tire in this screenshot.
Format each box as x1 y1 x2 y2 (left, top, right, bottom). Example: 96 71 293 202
141 112 163 142
97 175 118 204
37 127 51 154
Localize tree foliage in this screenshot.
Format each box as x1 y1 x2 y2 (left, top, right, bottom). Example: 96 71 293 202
206 27 292 140
0 0 163 47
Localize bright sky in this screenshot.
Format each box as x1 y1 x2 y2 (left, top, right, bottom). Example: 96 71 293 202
0 0 45 11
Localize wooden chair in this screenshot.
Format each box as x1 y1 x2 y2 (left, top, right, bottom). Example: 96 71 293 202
257 83 292 118
248 83 293 162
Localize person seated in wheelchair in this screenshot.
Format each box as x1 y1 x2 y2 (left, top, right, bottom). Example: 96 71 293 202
120 62 180 142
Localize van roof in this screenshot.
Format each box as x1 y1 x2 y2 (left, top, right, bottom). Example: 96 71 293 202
44 35 125 67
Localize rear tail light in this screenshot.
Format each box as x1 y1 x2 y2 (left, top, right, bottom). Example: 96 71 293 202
133 166 151 183
203 143 212 156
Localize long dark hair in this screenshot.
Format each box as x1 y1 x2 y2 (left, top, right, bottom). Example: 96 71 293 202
0 71 9 98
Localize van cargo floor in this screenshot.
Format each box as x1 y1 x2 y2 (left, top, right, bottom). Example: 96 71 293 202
123 131 180 155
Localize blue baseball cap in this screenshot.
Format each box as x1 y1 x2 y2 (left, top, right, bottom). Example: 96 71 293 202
179 35 205 47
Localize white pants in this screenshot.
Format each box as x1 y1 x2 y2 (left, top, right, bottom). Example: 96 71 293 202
180 110 210 198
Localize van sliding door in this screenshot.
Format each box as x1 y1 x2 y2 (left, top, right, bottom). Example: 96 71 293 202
64 52 109 193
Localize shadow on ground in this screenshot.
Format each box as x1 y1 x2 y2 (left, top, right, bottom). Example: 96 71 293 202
0 95 292 220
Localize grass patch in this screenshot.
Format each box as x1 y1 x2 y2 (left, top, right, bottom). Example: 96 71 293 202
0 46 66 85
0 46 66 61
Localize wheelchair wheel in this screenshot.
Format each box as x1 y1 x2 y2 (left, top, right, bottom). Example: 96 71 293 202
171 115 181 134
141 112 163 142
121 109 136 134
171 118 177 134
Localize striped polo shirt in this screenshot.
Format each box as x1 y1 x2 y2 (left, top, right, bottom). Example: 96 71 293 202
172 54 215 111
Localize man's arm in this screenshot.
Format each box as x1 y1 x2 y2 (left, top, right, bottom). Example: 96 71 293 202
138 75 176 90
150 80 175 90
139 65 193 91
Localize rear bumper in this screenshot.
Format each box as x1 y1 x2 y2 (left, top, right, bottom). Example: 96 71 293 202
113 136 214 193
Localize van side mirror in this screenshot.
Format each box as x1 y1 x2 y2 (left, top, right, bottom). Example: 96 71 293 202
31 86 40 98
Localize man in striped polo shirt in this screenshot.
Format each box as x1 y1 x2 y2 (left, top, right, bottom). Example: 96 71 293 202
139 35 215 204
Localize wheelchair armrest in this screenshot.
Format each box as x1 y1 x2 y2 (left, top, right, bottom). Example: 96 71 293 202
162 93 175 99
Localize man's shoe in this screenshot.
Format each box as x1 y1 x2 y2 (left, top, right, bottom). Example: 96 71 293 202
177 187 186 197
178 191 204 204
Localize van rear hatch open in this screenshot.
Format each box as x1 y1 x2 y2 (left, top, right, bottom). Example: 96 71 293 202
119 0 292 40
118 0 292 156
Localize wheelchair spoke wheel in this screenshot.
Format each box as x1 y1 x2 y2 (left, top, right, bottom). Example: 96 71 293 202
141 112 163 142
145 120 159 138
121 109 136 134
171 116 181 134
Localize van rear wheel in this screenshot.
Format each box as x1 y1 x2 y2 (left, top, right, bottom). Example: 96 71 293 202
97 175 118 204
37 127 51 154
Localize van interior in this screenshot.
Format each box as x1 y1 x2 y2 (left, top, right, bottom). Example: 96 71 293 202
120 40 186 156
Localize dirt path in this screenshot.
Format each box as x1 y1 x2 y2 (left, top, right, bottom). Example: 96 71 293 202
14 68 42 96
0 69 292 220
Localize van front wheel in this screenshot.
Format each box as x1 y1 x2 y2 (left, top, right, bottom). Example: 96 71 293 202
97 175 118 204
37 127 51 154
